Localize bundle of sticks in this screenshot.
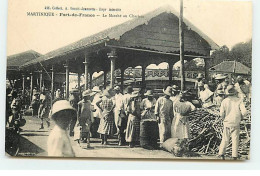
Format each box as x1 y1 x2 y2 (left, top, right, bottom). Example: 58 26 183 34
188 105 251 157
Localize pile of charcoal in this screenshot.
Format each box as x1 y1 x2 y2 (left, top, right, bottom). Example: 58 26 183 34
188 105 251 157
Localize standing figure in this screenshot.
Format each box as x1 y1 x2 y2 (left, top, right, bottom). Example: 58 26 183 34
125 91 141 148
77 90 94 147
55 89 61 100
140 90 158 149
171 92 196 140
38 91 51 130
218 85 247 160
155 86 173 147
199 83 214 108
214 74 228 92
140 90 156 120
9 90 22 129
31 92 40 117
47 100 76 157
118 86 133 146
91 86 102 138
194 73 204 98
68 90 79 136
6 91 12 126
213 89 225 107
113 86 124 135
234 76 251 103
96 88 115 145
170 85 180 105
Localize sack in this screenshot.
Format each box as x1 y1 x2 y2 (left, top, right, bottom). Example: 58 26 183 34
162 138 187 157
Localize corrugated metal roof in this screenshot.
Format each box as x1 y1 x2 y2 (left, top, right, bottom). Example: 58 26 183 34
21 5 219 68
209 60 251 74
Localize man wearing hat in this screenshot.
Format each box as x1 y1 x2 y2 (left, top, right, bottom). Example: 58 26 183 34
38 90 51 130
77 90 95 146
218 85 247 160
68 89 79 136
194 73 205 98
214 74 228 92
91 86 102 138
113 86 124 135
155 86 173 146
198 83 214 108
117 86 134 145
234 76 251 102
194 73 204 88
140 90 156 120
213 89 225 107
170 85 180 104
91 86 102 118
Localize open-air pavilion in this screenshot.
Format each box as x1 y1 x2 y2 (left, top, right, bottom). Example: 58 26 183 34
19 5 219 99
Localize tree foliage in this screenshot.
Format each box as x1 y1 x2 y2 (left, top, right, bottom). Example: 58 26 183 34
209 39 252 68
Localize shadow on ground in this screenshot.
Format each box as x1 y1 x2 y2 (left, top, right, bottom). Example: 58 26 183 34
17 135 45 156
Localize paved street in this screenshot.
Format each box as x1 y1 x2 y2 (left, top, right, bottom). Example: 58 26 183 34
13 115 218 160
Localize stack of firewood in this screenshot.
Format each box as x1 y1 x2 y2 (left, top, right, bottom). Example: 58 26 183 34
188 106 251 157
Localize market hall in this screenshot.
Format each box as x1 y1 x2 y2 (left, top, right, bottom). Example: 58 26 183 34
6 5 250 159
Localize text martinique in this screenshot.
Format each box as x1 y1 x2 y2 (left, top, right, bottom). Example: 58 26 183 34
27 12 54 16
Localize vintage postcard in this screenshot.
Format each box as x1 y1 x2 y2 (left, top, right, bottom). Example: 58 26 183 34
5 0 252 160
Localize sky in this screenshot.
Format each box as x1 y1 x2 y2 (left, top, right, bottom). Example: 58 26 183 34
7 0 252 57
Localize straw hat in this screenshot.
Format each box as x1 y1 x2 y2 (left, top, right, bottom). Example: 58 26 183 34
92 86 101 92
114 86 121 91
82 89 94 97
131 91 140 98
214 74 227 80
197 73 204 79
163 86 173 96
144 90 153 96
225 85 237 96
51 100 77 119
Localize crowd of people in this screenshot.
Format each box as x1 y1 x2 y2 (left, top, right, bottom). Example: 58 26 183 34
6 73 251 159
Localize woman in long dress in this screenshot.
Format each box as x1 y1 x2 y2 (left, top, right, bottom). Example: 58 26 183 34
125 91 141 148
171 92 196 140
96 88 114 145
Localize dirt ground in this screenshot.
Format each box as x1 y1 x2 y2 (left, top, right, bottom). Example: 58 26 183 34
7 115 235 160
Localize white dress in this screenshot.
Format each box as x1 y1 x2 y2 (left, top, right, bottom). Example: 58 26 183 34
171 101 196 139
47 125 75 157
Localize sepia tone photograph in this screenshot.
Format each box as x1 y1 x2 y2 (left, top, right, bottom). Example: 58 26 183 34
5 0 252 160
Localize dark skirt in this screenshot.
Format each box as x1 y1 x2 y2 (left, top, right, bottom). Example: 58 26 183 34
125 114 140 142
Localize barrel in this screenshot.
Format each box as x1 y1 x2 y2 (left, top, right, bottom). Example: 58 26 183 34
140 119 159 149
